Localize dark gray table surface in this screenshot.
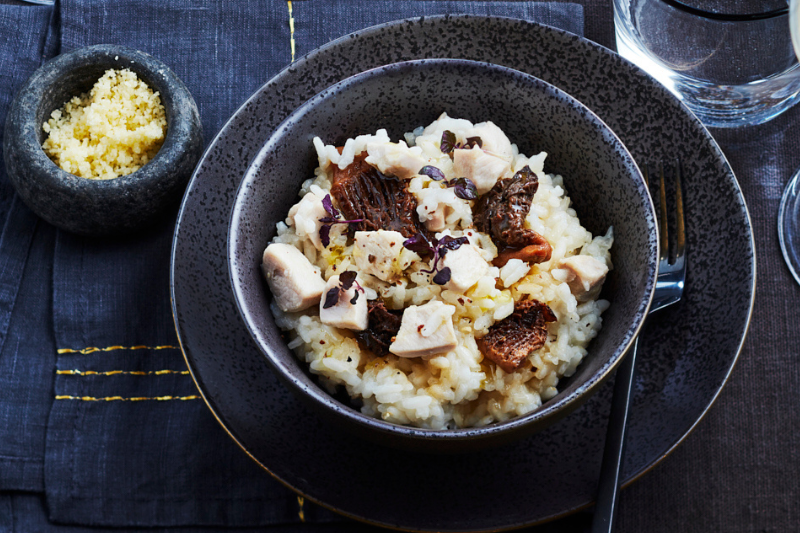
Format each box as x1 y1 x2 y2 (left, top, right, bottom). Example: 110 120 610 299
1 0 798 531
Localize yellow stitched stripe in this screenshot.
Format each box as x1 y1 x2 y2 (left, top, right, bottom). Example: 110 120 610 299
297 496 305 522
56 369 190 376
57 345 179 355
55 395 199 402
288 1 295 63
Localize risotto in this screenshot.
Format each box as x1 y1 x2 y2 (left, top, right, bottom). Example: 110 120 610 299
262 114 612 429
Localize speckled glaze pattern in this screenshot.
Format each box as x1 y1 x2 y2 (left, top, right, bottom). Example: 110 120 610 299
4 44 203 235
171 16 755 532
228 59 657 451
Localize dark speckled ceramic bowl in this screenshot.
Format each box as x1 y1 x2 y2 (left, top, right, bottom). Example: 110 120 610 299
3 44 203 236
229 59 658 451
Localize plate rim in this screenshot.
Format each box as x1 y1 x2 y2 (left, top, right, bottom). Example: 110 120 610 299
170 13 756 531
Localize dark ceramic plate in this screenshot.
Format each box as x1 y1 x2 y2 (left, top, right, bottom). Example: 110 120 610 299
228 58 657 451
171 16 755 532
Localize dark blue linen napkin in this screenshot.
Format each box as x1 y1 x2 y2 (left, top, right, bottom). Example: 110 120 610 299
0 3 57 494
0 0 583 528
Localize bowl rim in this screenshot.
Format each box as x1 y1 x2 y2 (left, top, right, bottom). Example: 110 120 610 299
228 57 658 442
4 43 197 193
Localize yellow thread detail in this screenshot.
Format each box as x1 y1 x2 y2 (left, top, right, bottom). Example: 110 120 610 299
297 496 305 522
288 1 295 63
55 395 199 402
56 369 190 376
57 345 179 355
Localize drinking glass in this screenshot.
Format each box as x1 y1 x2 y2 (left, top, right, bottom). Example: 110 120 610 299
614 0 800 128
779 0 800 286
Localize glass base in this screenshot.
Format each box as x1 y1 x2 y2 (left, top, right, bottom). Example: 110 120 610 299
778 168 800 286
615 33 800 129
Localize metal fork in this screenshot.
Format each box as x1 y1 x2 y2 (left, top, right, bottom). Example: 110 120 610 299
591 161 687 533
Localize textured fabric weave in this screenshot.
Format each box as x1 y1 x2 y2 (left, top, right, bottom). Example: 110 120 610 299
0 3 56 494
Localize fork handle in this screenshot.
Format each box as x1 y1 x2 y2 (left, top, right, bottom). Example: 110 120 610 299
591 335 640 533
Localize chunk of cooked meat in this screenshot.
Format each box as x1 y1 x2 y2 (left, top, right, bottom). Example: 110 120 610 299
422 202 447 232
389 300 458 358
452 145 510 195
318 274 368 331
476 299 557 373
287 191 328 250
353 230 405 282
261 243 326 312
331 153 425 239
464 121 514 162
355 300 403 357
558 255 609 302
365 141 428 180
440 242 489 292
473 166 552 267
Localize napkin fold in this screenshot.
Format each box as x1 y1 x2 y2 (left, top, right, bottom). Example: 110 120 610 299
0 0 584 528
0 3 58 494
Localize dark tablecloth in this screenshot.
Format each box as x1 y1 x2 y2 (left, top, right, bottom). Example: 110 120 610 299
0 0 798 532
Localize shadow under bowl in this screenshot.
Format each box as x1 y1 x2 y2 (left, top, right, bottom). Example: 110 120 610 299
3 44 203 236
229 58 658 452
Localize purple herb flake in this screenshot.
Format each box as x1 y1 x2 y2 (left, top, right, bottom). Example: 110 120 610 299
450 177 478 200
339 270 357 290
438 235 469 256
440 130 457 154
322 287 340 309
433 267 452 285
404 232 469 279
465 136 483 149
419 165 446 181
441 131 482 154
321 194 340 218
403 233 434 256
319 225 332 248
350 291 360 305
419 260 437 275
317 194 364 248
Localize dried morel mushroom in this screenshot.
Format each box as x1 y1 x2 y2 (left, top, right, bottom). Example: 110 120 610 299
355 300 403 357
331 153 426 239
476 299 557 373
473 166 553 267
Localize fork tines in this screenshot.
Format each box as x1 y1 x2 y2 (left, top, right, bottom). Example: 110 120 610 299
644 161 686 268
